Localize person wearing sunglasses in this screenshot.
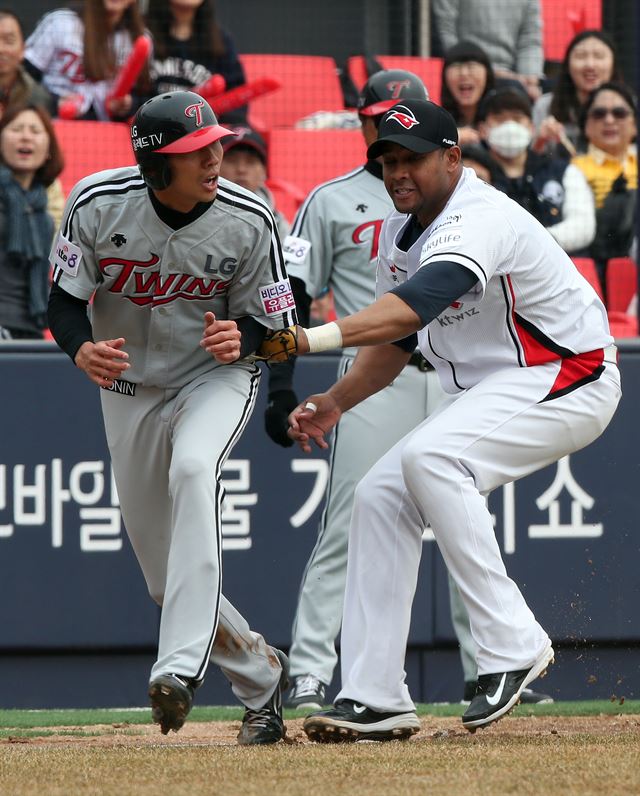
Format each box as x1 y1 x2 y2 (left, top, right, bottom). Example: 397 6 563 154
572 81 638 292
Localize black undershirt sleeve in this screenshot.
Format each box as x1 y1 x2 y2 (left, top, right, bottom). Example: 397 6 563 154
390 260 479 328
47 283 94 362
237 315 268 358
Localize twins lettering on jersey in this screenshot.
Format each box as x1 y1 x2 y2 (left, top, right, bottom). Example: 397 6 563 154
99 254 227 306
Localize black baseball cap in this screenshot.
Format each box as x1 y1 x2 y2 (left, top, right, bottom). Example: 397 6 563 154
367 99 459 159
221 124 267 164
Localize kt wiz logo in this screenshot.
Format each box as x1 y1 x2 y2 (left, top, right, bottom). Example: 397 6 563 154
386 105 419 129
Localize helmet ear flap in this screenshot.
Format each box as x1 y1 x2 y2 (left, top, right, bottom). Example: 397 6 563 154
138 153 172 190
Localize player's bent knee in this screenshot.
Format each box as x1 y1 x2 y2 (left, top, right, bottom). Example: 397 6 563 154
400 442 462 498
169 455 212 487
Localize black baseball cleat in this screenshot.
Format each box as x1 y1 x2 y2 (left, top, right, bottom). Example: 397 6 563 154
303 699 421 743
148 673 195 735
237 648 289 745
462 644 555 731
462 681 554 705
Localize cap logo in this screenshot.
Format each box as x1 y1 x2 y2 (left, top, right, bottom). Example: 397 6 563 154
386 80 411 99
386 105 420 130
185 100 205 127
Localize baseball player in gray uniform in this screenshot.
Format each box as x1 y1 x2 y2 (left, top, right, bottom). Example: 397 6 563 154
47 91 294 744
286 98 620 741
267 70 548 709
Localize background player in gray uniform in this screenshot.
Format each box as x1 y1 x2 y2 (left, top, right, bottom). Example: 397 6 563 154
266 70 529 709
47 91 294 745
287 99 620 741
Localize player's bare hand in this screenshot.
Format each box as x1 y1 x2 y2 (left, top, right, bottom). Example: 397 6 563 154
75 338 130 388
201 311 241 364
288 393 342 453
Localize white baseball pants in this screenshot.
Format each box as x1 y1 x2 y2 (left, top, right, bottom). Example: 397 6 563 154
337 357 621 713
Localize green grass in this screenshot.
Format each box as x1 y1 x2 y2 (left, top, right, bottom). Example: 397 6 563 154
0 700 636 731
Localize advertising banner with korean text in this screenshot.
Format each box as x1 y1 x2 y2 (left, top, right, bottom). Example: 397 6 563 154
0 345 638 650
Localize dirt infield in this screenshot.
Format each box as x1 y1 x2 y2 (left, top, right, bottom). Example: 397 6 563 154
2 712 638 746
2 714 639 796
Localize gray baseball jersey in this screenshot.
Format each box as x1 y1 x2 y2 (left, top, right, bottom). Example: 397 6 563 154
51 166 295 703
284 165 389 357
51 167 296 387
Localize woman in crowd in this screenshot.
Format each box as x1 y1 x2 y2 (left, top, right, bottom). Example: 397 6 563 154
0 104 64 339
145 0 247 122
572 81 637 291
533 30 621 157
440 41 494 146
23 0 149 121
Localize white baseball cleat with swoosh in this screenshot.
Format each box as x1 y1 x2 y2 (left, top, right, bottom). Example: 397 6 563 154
462 643 555 732
303 699 420 743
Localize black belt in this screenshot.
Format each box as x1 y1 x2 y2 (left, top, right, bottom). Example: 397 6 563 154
407 351 433 372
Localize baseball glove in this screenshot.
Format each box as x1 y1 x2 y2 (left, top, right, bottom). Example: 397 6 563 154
251 326 299 362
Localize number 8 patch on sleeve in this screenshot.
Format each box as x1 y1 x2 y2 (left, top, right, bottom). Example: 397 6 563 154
53 233 83 278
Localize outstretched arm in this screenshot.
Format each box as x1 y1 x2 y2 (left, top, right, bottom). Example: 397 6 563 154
288 343 410 452
298 259 479 354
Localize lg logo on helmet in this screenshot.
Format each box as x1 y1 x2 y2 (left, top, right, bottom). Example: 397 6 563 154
185 101 205 127
130 125 164 151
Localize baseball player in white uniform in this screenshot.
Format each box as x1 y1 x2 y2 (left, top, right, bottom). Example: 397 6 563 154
286 98 621 741
47 91 294 744
267 70 503 710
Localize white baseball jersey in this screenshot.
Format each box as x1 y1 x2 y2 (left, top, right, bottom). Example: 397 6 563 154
284 165 390 355
24 9 140 121
51 167 295 388
376 167 613 393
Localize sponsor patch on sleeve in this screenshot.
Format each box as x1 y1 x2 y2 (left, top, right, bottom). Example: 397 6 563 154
420 229 464 264
282 235 311 265
53 233 83 278
259 278 296 315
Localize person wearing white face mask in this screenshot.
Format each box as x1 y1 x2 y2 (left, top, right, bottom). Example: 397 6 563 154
479 88 596 256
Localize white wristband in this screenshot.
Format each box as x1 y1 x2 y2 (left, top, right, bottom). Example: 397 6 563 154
303 321 343 353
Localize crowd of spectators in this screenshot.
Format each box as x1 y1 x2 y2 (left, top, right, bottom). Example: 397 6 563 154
0 0 636 339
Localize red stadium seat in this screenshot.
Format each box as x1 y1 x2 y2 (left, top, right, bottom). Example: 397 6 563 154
571 256 603 300
605 256 637 314
605 257 638 338
54 120 135 195
346 55 443 105
239 54 345 131
268 129 365 221
540 0 602 63
607 311 638 338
